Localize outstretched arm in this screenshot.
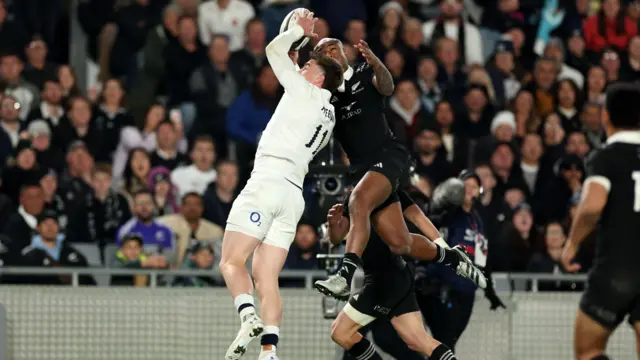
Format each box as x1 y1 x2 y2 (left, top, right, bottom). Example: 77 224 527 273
354 40 395 96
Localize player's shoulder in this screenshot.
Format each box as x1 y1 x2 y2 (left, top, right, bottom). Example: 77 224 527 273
352 62 373 78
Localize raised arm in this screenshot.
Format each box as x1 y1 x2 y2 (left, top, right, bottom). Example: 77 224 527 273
354 40 395 96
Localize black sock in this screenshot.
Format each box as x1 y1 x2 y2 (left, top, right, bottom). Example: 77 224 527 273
436 246 460 267
338 252 361 284
260 334 279 347
431 344 457 360
347 337 382 360
237 303 254 314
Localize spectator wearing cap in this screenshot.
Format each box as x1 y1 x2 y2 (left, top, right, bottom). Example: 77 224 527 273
536 153 585 225
93 78 134 163
2 182 44 255
413 122 453 186
0 53 39 120
164 16 206 135
490 110 517 143
422 0 483 66
157 192 223 267
284 219 320 271
39 168 69 234
171 135 218 198
522 57 558 118
1 139 40 205
53 97 101 159
110 233 167 287
26 79 64 129
190 34 249 157
543 38 584 89
583 0 637 53
22 36 57 90
621 34 640 82
203 160 239 227
494 201 539 272
17 209 95 285
116 190 175 260
487 39 522 106
386 79 428 147
149 121 189 171
147 166 180 217
172 241 222 287
28 119 64 172
0 95 23 150
79 164 131 246
198 0 256 51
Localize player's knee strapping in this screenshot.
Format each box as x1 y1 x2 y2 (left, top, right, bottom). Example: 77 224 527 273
431 344 457 360
348 337 382 360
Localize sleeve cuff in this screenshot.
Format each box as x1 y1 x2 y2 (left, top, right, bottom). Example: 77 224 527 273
291 24 305 40
584 176 611 193
434 237 449 248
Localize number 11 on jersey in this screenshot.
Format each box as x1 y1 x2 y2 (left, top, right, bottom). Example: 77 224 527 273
305 125 329 155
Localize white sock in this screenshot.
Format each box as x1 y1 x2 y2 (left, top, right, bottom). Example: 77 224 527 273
260 325 280 353
233 294 255 320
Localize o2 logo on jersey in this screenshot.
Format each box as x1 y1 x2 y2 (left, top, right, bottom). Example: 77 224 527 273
250 212 262 226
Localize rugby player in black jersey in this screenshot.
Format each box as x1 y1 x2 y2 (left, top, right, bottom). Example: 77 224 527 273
326 191 458 360
313 38 486 299
561 83 640 360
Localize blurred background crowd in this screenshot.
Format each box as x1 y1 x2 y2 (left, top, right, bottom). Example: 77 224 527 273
0 0 635 288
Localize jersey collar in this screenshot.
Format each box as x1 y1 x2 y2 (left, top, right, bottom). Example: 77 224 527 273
337 66 354 93
606 130 640 145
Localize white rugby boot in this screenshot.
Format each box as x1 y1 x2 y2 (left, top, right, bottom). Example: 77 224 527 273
225 312 265 360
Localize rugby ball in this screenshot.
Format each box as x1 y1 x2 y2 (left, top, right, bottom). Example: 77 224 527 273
280 8 313 51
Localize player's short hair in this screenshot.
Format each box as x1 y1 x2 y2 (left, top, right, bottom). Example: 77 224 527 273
310 52 343 92
606 83 640 129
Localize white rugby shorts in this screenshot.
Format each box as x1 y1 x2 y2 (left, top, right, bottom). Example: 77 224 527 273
226 174 305 250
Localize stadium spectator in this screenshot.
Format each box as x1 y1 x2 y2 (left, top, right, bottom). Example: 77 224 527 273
172 241 222 287
583 0 637 53
26 79 64 129
487 39 521 106
495 201 539 272
537 153 584 224
0 95 23 152
456 84 494 142
22 36 57 90
80 164 131 246
158 192 223 266
543 38 584 89
147 166 180 216
398 18 429 80
523 57 558 118
2 182 45 255
165 15 205 134
580 102 606 149
413 122 453 186
53 97 101 158
229 18 267 77
621 34 640 82
284 219 320 270
2 140 40 206
422 0 483 66
171 135 217 197
386 78 427 146
518 133 545 199
383 48 405 80
39 168 68 234
17 209 94 285
510 89 539 137
116 189 175 257
202 159 239 227
226 62 279 184
121 148 151 197
1 53 38 120
56 65 80 103
600 47 622 83
163 0 201 37
93 78 134 162
555 79 582 133
190 35 249 156
149 121 189 171
584 65 608 105
565 130 592 160
198 0 256 51
416 57 442 114
110 232 167 286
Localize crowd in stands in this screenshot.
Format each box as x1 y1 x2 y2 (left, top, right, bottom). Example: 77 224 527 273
0 0 636 288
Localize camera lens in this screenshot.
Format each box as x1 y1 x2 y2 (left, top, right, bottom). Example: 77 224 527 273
324 177 338 192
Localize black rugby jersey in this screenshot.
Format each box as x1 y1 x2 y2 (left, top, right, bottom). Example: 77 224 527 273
331 62 397 165
585 131 640 271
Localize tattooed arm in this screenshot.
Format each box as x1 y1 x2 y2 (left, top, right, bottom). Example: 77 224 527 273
354 40 395 96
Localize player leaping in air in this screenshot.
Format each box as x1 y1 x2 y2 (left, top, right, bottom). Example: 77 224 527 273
313 38 486 300
218 12 343 360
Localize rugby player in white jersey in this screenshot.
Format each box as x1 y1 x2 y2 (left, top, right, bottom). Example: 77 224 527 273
219 11 344 360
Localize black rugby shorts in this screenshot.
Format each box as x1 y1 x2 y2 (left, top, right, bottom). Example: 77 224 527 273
579 268 640 329
349 143 411 194
347 266 420 325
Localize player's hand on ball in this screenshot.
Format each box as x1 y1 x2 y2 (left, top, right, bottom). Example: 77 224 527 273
354 40 379 66
296 12 318 39
561 240 581 273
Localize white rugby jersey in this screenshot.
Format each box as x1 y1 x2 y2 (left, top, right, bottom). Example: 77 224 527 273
253 25 336 187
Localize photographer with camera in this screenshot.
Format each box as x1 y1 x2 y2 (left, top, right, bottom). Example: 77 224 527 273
415 170 506 352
